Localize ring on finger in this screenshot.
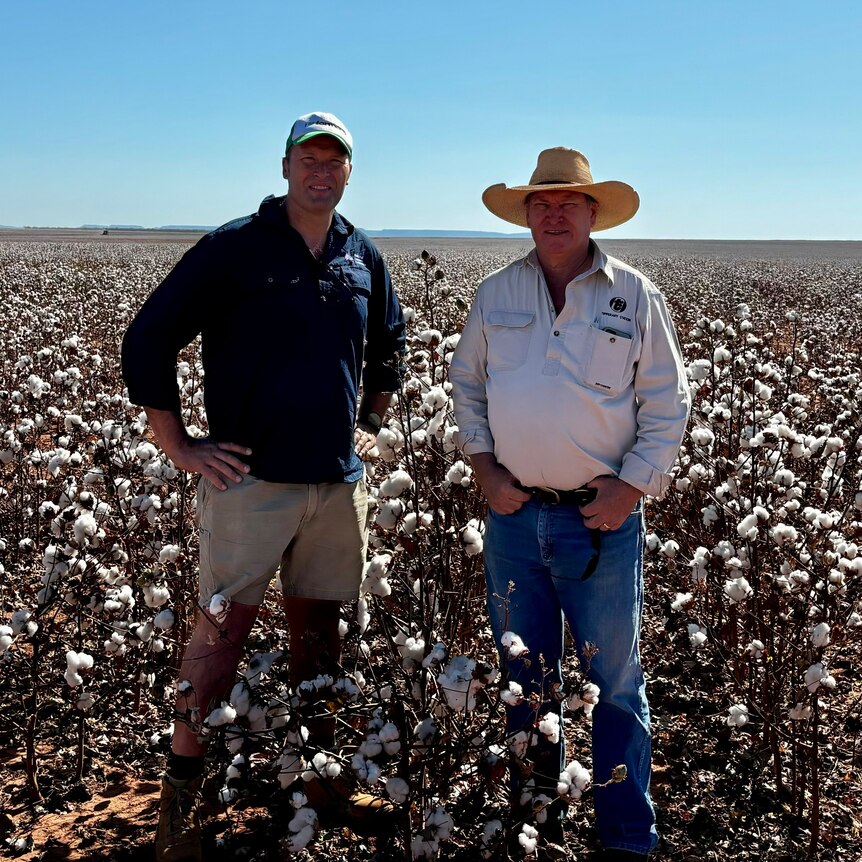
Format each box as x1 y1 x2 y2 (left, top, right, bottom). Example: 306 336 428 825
601 522 611 530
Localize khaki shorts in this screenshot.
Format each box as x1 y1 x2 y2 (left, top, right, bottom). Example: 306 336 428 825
196 475 369 605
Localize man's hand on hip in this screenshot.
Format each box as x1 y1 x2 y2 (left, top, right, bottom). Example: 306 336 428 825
354 428 377 460
168 437 252 491
580 476 642 531
470 452 531 515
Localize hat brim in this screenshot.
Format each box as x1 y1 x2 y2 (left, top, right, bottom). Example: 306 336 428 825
482 180 639 231
286 130 352 158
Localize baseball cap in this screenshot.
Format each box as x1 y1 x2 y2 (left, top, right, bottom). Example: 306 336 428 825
285 111 353 159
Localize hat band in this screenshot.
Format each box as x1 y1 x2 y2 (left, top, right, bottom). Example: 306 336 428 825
535 179 589 185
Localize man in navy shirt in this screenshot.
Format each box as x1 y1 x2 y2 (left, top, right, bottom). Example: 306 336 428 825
122 112 405 861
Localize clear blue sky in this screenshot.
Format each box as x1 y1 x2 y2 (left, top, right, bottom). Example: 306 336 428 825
2 0 860 239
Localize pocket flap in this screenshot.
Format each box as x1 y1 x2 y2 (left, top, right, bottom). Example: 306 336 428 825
487 310 535 328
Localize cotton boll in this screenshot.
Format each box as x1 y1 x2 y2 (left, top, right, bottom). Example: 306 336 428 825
385 776 409 804
153 609 175 631
810 622 831 648
158 544 180 563
746 639 765 659
446 460 473 488
567 682 600 716
724 577 752 604
245 650 282 686
357 596 371 634
286 817 317 852
518 823 539 854
507 730 530 759
379 469 413 498
479 820 503 859
0 625 13 653
671 592 694 611
461 518 484 556
688 623 707 649
772 524 799 546
661 539 681 559
375 498 404 530
538 712 560 744
375 427 403 462
64 650 94 687
208 593 230 622
73 513 98 545
132 623 154 643
425 805 453 840
557 759 591 800
736 513 759 540
701 505 719 527
805 662 829 692
206 702 237 727
398 635 426 670
414 716 437 747
421 642 446 668
230 681 251 717
359 734 383 758
135 441 158 462
501 631 529 658
727 703 749 727
690 427 715 447
500 682 524 706
143 582 170 609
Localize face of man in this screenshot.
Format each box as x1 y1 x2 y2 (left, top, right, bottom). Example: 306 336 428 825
526 190 597 258
282 137 352 216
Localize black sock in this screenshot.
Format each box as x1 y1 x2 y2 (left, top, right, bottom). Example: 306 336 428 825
167 753 205 781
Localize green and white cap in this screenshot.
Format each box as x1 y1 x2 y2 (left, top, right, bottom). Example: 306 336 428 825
285 111 353 158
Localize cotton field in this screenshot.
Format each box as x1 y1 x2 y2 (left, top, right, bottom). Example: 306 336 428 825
0 237 860 861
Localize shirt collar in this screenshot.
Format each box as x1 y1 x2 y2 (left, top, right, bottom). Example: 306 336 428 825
524 240 615 286
256 195 354 239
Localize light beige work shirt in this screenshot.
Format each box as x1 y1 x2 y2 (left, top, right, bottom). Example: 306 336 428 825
449 245 690 497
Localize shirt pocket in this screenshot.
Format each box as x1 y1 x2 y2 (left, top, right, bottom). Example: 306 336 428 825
584 325 635 393
485 310 535 371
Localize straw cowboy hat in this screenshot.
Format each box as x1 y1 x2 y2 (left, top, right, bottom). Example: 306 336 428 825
482 147 640 231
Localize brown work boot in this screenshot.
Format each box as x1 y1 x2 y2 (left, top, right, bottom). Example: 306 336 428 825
155 774 203 862
302 776 398 834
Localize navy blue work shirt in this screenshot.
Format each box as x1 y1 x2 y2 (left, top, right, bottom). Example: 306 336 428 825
121 195 406 484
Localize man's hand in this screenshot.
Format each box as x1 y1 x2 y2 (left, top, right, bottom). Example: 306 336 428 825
354 427 377 460
580 476 642 531
143 406 251 492
167 436 252 491
470 452 531 515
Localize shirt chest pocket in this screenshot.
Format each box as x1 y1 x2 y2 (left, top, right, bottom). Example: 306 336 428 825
584 325 635 393
485 310 535 371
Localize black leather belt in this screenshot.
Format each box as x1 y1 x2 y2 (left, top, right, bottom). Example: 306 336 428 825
517 484 597 506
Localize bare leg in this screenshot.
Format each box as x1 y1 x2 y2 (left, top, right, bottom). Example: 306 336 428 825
283 596 342 747
171 600 260 757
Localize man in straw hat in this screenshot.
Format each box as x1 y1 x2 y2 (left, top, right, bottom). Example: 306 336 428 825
450 147 690 860
123 111 405 860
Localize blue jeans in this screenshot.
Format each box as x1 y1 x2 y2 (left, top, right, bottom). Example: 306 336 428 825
485 498 657 855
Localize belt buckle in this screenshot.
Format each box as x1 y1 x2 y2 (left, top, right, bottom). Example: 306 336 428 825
535 486 560 504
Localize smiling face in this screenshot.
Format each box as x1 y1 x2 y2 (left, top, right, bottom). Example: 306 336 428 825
282 136 352 217
525 189 597 259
